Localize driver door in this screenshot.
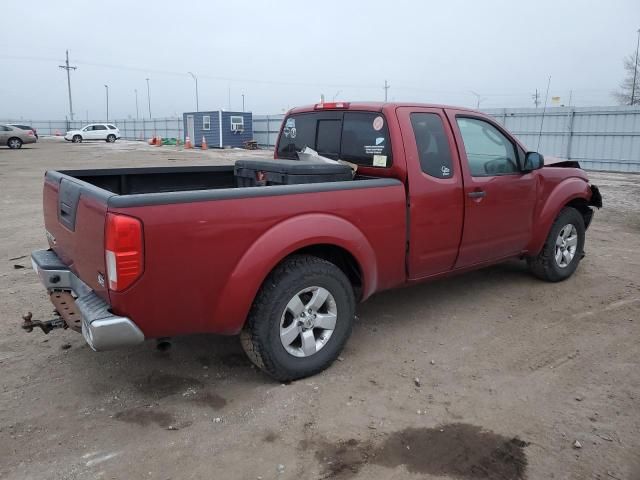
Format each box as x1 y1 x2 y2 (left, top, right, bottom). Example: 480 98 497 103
445 110 537 268
82 126 96 139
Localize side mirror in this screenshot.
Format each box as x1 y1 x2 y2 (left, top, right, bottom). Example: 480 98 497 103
524 152 544 171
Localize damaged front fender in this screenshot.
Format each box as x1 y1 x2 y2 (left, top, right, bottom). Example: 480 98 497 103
589 184 603 209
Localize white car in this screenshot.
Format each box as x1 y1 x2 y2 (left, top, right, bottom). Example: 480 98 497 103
64 124 120 143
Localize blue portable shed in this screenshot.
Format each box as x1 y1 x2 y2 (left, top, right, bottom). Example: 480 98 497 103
183 110 253 148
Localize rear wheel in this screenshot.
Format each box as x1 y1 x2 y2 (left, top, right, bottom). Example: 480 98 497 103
7 137 22 149
106 134 116 143
528 207 586 282
240 255 355 381
72 135 82 143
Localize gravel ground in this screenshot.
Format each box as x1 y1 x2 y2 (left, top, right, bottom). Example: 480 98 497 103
1 138 639 480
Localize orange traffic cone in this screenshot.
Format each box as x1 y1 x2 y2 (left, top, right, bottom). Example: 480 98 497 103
148 137 155 145
201 136 208 150
185 136 192 149
156 135 162 146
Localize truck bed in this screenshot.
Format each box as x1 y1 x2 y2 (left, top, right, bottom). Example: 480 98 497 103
50 165 386 207
58 165 237 195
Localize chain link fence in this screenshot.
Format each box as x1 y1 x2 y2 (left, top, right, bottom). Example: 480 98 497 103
252 114 284 147
253 107 640 173
0 118 183 141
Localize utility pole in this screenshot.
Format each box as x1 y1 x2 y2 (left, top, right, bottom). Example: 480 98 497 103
104 85 109 121
532 88 540 108
631 28 640 105
134 89 139 120
145 78 151 118
228 85 231 111
537 76 552 152
383 80 390 101
470 91 487 109
241 93 245 112
188 72 199 111
58 50 77 120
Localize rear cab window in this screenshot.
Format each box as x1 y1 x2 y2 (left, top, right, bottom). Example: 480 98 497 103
410 113 454 179
277 111 392 167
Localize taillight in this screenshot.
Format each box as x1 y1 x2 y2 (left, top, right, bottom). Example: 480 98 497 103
27 130 35 136
105 213 143 291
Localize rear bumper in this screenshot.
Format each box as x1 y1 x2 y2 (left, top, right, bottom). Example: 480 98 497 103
31 249 144 351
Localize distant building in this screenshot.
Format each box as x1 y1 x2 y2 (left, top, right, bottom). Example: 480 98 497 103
183 110 253 148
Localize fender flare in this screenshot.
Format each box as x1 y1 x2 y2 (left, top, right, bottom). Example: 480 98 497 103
210 213 378 334
527 177 592 254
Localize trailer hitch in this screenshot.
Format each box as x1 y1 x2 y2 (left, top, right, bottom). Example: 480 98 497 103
21 312 66 334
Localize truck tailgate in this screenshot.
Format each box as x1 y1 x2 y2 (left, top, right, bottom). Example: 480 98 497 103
43 172 111 300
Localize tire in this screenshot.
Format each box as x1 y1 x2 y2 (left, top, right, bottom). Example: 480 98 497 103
240 255 355 381
7 137 23 149
528 207 586 282
72 135 82 143
106 134 116 143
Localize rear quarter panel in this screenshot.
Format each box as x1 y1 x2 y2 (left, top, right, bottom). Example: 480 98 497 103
108 182 407 338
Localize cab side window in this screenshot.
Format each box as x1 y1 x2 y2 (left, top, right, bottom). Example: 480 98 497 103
456 117 519 176
410 113 454 178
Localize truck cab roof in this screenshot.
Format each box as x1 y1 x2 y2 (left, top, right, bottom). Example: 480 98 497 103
288 101 480 115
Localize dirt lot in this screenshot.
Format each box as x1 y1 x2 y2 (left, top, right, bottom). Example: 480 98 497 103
1 138 639 480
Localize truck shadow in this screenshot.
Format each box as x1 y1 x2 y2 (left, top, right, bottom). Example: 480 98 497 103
357 259 533 326
62 259 538 399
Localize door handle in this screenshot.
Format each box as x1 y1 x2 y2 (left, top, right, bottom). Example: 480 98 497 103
467 190 486 199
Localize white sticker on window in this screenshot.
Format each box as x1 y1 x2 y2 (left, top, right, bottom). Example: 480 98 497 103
364 145 385 154
372 116 384 131
285 118 295 128
375 137 385 145
373 155 387 167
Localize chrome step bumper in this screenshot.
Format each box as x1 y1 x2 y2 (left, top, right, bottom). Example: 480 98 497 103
31 249 144 351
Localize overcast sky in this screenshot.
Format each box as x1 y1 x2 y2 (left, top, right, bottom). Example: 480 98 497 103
1 0 639 120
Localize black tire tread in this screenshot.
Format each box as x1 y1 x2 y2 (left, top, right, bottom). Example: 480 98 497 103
8 137 22 149
528 207 585 282
240 254 354 381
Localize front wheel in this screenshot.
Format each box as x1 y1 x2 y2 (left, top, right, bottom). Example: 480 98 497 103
240 255 355 381
528 207 586 282
7 137 23 149
106 134 116 143
72 135 82 143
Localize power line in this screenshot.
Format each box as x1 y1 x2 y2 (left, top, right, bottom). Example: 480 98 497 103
58 50 77 120
3 53 619 101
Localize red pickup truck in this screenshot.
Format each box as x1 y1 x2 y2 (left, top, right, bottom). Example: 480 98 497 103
27 102 601 381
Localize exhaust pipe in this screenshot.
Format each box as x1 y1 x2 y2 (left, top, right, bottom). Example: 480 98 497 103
156 337 172 352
